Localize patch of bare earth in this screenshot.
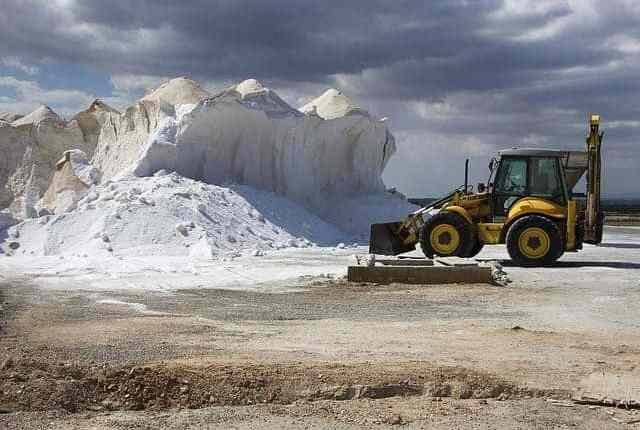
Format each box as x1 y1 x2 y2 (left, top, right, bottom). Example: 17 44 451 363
0 358 559 414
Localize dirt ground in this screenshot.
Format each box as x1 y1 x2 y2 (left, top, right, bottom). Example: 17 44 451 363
2 227 640 428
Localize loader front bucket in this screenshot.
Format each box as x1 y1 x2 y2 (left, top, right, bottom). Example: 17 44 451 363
369 222 416 256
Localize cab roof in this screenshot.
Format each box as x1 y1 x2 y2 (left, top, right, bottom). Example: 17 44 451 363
498 148 589 190
498 148 574 157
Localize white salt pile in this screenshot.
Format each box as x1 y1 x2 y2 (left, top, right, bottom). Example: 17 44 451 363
0 77 417 258
4 172 347 258
0 102 114 219
123 78 414 235
300 88 368 120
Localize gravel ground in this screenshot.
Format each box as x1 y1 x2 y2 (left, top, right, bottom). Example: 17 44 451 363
1 226 640 428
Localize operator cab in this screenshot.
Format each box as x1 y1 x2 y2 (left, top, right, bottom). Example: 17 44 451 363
489 149 570 221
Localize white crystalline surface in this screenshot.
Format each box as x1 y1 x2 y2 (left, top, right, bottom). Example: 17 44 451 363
126 79 414 234
8 173 347 258
11 105 61 127
299 88 368 120
0 77 418 260
65 149 100 187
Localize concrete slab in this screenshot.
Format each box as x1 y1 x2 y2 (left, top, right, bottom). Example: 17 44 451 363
377 259 434 266
436 259 479 267
347 265 492 284
572 370 640 408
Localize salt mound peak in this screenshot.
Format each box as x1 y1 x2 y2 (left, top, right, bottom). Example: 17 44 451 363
142 77 211 106
0 112 23 123
234 78 268 98
300 88 368 120
229 78 298 115
12 105 61 127
87 99 120 115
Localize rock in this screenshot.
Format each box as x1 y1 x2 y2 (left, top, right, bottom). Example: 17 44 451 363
153 169 170 177
333 386 351 400
490 262 511 284
176 223 189 235
138 195 155 206
450 381 473 399
388 414 402 425
37 208 53 217
0 357 13 370
100 399 121 410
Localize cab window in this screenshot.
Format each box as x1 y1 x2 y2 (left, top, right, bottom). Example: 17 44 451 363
495 158 526 195
493 157 527 217
529 157 564 203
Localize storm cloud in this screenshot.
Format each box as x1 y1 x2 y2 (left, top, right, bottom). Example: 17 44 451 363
0 0 638 196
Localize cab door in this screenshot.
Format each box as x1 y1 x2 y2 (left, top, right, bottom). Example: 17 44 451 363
492 157 527 221
528 157 567 206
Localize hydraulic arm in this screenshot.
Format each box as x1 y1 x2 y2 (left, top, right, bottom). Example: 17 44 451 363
583 114 604 244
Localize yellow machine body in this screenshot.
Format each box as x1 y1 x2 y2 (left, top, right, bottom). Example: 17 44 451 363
368 114 603 265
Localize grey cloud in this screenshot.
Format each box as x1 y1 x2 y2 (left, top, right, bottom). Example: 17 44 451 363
0 0 638 196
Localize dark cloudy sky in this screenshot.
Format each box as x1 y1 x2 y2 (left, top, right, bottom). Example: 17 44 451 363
1 0 638 197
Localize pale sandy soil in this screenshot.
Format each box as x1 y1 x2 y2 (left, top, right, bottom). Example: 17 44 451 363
1 227 640 428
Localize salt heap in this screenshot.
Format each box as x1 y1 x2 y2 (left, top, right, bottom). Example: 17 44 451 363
1 77 416 257
97 77 413 234
0 103 117 219
6 172 346 257
92 77 211 180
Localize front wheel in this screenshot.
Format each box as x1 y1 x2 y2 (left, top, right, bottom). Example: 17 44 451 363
420 212 474 258
506 215 564 267
460 239 484 258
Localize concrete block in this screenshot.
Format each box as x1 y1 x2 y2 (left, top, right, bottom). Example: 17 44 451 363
377 258 434 266
347 265 492 285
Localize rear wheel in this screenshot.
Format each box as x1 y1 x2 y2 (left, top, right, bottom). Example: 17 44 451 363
506 215 564 266
420 212 474 258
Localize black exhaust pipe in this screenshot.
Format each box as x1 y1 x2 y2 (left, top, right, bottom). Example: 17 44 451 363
464 159 469 194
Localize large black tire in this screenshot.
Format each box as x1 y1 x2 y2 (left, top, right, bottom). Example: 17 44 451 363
460 238 484 258
506 215 564 267
420 212 475 258
594 211 605 244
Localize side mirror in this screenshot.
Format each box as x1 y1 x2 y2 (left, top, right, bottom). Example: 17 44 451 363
477 183 486 193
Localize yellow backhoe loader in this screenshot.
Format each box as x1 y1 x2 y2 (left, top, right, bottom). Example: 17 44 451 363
370 114 604 266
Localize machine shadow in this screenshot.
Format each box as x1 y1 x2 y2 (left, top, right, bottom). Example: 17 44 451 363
0 228 7 253
493 260 640 269
598 243 640 249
